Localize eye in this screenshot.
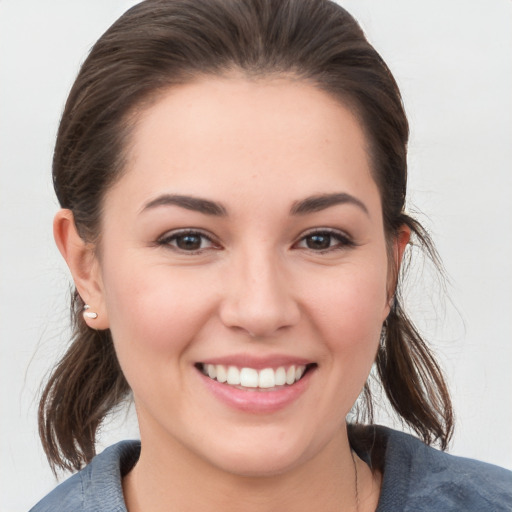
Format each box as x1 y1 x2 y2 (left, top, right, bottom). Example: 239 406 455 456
295 229 355 252
157 229 219 253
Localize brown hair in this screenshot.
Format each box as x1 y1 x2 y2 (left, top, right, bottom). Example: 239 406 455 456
39 0 453 473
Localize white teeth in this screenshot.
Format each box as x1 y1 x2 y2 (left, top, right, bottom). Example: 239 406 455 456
207 364 217 379
227 366 240 385
216 364 227 383
258 368 275 388
240 368 259 387
202 363 308 389
275 366 286 386
286 365 296 385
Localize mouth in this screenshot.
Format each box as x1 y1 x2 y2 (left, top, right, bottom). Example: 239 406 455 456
195 362 316 391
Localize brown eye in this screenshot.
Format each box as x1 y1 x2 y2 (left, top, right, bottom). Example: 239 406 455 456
158 230 218 253
305 233 332 250
175 233 203 251
295 229 355 252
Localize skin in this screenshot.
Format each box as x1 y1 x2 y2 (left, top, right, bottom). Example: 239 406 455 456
55 77 409 512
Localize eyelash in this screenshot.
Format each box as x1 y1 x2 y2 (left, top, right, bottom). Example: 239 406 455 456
156 228 355 254
156 229 219 254
294 228 355 253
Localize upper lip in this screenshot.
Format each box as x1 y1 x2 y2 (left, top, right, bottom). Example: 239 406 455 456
198 354 314 370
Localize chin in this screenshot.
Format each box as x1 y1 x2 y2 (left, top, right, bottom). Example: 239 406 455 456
196 430 321 478
211 451 304 478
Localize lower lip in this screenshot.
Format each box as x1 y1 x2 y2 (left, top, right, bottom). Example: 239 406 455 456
197 368 314 414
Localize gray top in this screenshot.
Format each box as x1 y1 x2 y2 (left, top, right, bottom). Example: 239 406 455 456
30 426 512 511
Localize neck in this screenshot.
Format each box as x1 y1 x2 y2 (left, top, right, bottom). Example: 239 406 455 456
123 426 380 512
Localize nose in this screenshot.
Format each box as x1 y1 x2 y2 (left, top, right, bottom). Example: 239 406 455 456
219 250 301 338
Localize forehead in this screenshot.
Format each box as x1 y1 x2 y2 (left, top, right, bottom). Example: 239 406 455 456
110 76 379 215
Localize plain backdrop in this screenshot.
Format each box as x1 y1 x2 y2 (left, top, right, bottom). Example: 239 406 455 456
1 1 511 510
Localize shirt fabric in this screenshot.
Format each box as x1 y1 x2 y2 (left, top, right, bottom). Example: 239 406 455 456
30 426 512 511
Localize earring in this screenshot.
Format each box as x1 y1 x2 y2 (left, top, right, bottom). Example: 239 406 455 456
83 304 98 320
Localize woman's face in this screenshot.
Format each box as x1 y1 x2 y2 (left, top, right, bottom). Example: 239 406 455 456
91 77 397 476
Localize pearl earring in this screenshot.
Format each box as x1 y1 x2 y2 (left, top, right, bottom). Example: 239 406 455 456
83 304 98 320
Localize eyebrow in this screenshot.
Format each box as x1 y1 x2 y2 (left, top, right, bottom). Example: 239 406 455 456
141 192 368 217
290 193 369 216
142 194 228 216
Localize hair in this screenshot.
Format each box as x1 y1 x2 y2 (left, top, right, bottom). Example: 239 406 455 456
39 0 453 473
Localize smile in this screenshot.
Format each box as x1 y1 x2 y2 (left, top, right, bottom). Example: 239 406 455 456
198 363 313 390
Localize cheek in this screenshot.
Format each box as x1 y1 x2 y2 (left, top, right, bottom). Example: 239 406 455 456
303 259 388 383
102 262 217 356
291 262 389 434
309 265 388 337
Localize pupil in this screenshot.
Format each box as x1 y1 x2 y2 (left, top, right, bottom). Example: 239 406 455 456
177 234 201 250
307 234 330 250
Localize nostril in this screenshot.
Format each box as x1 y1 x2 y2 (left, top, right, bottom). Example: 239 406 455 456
218 273 301 337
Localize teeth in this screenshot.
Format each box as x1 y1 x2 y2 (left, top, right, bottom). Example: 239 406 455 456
216 365 227 383
202 363 308 389
227 366 240 385
258 368 275 388
286 366 296 385
275 367 286 386
240 368 259 387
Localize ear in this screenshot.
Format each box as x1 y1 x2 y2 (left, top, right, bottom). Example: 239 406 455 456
384 224 411 316
394 223 411 271
53 209 110 330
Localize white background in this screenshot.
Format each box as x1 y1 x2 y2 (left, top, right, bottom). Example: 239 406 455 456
1 1 511 510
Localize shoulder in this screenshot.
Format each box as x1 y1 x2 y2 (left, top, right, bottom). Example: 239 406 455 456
29 441 140 512
375 426 512 512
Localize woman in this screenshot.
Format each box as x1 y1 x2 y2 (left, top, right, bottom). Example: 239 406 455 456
29 0 511 510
